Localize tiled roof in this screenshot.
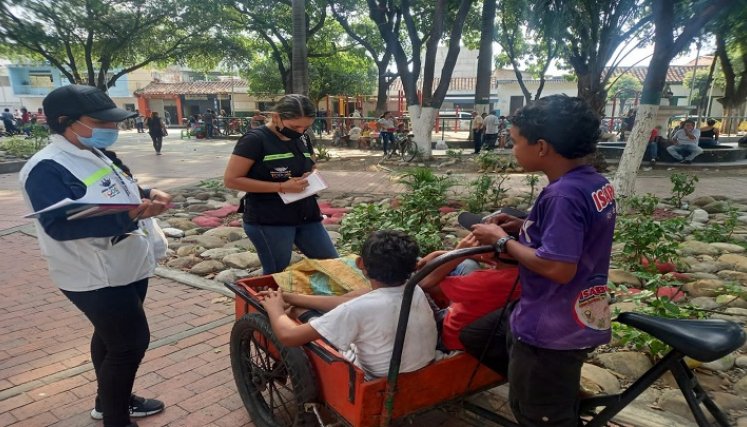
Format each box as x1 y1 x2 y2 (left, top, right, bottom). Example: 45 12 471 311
135 80 248 95
608 65 709 83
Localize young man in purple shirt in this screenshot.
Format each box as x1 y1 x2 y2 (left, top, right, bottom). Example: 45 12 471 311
470 95 616 427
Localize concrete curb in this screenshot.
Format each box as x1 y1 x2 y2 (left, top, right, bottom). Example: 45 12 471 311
0 160 26 174
154 266 234 298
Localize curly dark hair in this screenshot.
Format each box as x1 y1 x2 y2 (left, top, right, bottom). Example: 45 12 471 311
360 230 419 287
511 94 600 159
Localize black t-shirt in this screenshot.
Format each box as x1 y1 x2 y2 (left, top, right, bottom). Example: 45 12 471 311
232 126 321 225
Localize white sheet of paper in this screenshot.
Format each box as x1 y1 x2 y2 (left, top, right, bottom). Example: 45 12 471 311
278 170 328 204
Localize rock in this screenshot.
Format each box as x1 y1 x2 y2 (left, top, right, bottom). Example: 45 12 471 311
692 196 716 207
202 205 238 218
735 355 747 369
182 235 226 249
194 191 212 200
689 296 719 310
161 227 185 238
608 269 642 288
657 389 697 423
200 247 241 260
223 252 262 269
700 353 736 372
716 270 747 285
710 391 746 414
736 375 747 395
184 228 201 236
718 253 747 273
176 245 204 256
192 215 223 228
289 252 303 265
682 279 726 298
686 262 721 274
223 238 256 251
595 352 653 379
203 226 245 241
711 307 747 324
686 272 720 280
167 218 198 230
739 215 747 225
715 294 747 309
166 255 201 269
330 199 348 208
691 208 710 223
190 260 225 275
324 223 341 232
580 363 620 395
214 269 240 284
327 230 342 244
206 199 230 209
679 240 721 256
702 201 730 214
186 204 211 213
710 242 746 254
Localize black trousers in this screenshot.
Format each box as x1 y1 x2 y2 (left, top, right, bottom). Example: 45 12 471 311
461 305 589 427
63 279 150 427
150 134 163 153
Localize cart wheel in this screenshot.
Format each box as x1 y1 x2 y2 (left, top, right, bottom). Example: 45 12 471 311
230 314 318 427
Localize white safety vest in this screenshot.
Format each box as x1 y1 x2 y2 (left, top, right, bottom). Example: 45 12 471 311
19 135 156 292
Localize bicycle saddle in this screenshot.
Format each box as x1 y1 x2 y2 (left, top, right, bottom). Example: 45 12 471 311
617 312 745 362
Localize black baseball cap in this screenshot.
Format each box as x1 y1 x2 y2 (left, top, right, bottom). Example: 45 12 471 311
43 84 137 123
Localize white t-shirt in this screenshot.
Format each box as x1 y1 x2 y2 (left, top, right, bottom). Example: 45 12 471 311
483 114 500 134
673 128 700 144
310 286 437 379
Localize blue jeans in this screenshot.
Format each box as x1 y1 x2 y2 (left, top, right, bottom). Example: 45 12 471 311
644 141 658 160
667 142 703 162
243 221 339 274
380 132 394 154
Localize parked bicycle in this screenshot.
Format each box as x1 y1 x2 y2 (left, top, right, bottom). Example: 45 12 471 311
382 133 418 162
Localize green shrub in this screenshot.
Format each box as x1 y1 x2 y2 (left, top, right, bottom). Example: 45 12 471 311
463 173 509 213
669 172 698 208
693 206 738 243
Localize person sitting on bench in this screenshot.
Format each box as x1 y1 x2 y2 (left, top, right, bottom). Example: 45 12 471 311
666 118 703 164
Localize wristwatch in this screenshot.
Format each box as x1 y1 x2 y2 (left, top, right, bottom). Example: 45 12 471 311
493 236 516 254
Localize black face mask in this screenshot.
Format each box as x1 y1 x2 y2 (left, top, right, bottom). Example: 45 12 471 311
276 119 305 139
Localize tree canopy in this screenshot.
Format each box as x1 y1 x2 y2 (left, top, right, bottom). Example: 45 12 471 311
0 0 221 89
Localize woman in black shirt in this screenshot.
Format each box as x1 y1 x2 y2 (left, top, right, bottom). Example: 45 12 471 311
223 94 338 273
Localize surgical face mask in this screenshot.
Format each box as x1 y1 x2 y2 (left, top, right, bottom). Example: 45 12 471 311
74 121 119 149
276 119 306 139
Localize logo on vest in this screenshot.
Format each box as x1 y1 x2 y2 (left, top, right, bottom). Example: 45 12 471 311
270 167 292 179
100 178 121 198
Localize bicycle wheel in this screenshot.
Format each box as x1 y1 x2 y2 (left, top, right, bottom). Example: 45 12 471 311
230 313 318 427
400 139 418 162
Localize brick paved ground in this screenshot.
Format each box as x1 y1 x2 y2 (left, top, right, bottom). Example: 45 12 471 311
2 132 746 426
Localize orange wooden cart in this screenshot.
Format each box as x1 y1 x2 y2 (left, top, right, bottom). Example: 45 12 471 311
226 246 508 427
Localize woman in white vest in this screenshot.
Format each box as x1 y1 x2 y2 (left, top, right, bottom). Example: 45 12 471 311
19 85 171 427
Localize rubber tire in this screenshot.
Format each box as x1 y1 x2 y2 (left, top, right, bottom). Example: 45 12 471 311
230 314 318 427
401 139 418 162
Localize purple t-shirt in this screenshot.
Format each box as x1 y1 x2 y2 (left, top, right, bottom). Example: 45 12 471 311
511 165 616 350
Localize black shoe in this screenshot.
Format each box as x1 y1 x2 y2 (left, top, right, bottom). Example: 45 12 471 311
91 395 165 420
681 159 692 164
649 158 656 167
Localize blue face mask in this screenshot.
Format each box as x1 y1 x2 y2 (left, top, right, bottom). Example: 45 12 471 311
74 121 119 149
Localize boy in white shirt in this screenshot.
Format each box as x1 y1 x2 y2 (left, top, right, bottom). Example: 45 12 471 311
260 230 437 379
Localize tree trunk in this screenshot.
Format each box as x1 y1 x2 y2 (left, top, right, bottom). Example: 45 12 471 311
474 0 496 113
291 0 308 95
611 104 659 195
577 73 607 114
375 72 391 116
409 105 436 159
